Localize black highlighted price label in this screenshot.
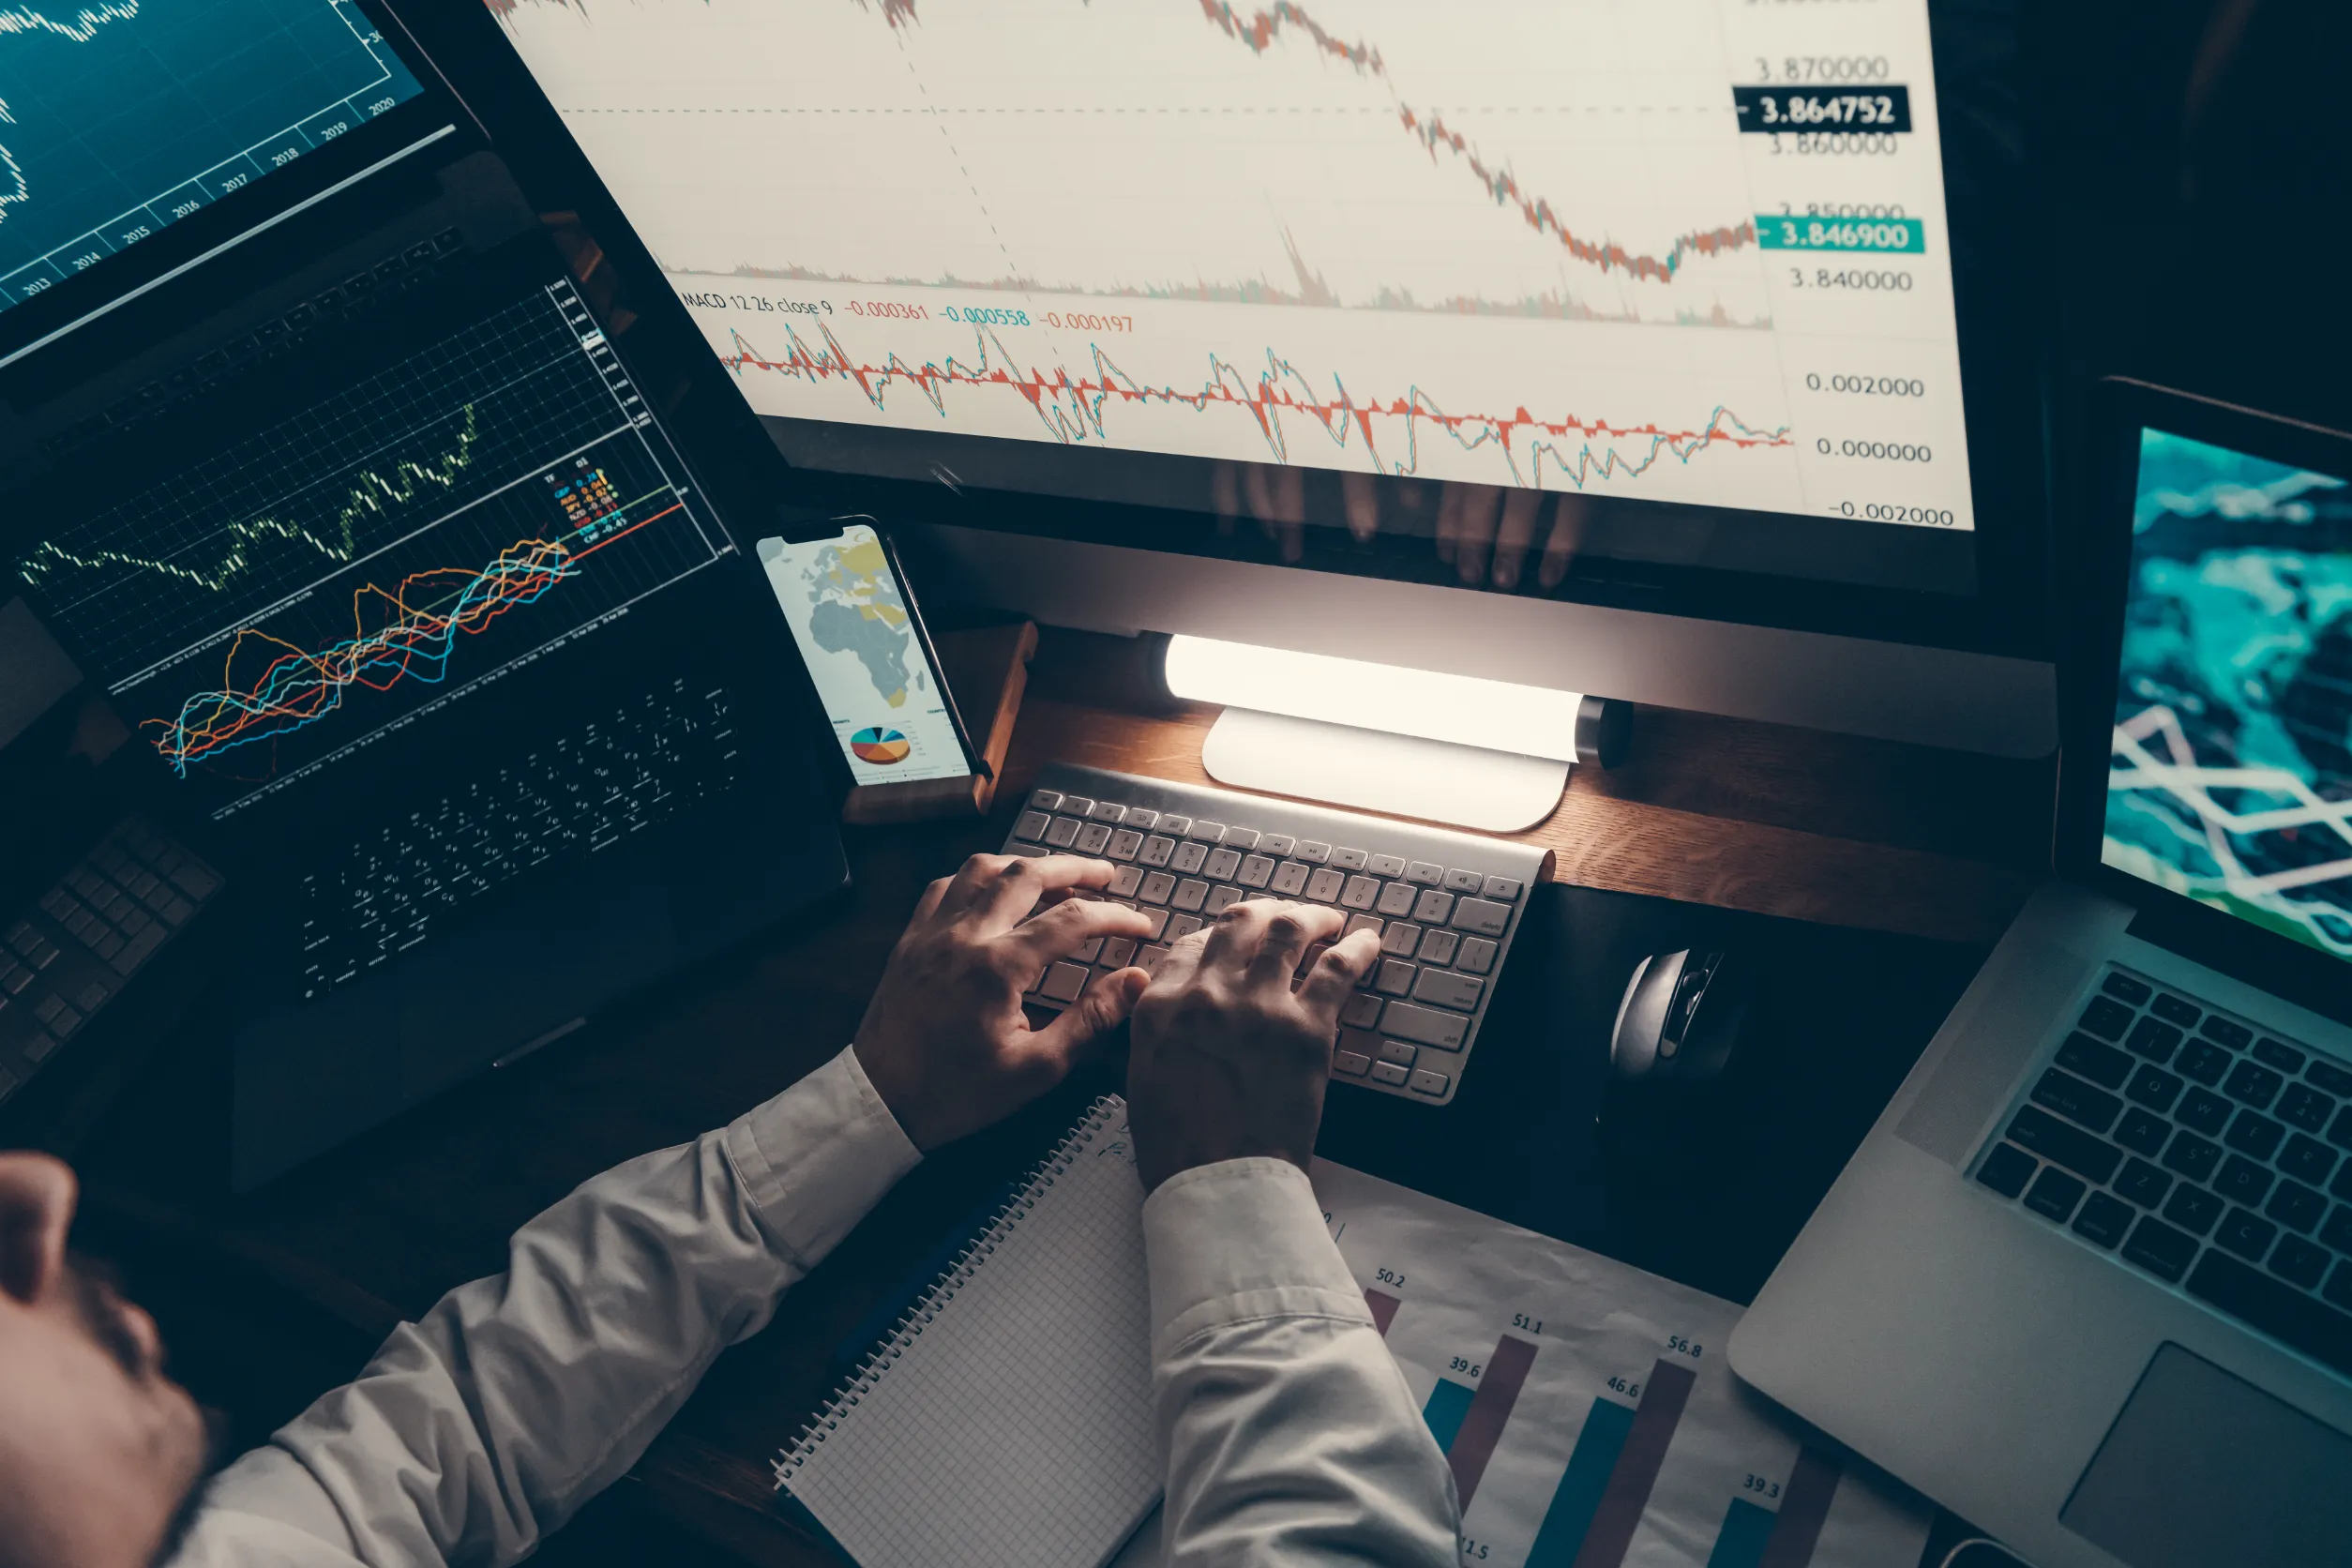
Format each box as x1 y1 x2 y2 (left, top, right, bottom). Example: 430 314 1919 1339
1734 85 1913 134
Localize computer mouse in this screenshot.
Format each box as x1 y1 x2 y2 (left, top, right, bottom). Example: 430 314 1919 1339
1607 947 1749 1087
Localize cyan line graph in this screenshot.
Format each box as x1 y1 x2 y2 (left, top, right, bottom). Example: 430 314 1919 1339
719 316 1790 489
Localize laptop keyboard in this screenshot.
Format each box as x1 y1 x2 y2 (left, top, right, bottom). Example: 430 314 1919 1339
296 679 739 1002
1000 762 1550 1106
1975 966 2352 1380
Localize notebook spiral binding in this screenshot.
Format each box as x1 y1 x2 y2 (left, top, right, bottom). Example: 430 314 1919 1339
772 1093 1127 1490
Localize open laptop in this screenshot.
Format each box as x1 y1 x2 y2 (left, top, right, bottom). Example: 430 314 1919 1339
1729 381 2352 1568
1 17 847 1189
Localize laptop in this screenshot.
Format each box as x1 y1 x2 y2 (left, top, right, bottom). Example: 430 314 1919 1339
1 15 848 1188
1728 380 2352 1568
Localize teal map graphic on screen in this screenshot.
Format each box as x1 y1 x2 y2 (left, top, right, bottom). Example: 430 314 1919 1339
0 0 425 309
2104 430 2352 963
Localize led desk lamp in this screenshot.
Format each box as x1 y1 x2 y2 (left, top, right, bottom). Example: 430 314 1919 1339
1161 636 1629 832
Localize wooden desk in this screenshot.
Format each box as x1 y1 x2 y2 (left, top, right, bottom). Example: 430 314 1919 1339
69 627 2051 1567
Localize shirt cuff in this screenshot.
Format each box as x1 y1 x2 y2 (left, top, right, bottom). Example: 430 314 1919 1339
725 1046 921 1269
1142 1157 1372 1360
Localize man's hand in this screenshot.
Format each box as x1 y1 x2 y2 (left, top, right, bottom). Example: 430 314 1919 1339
1126 900 1381 1191
853 853 1154 1152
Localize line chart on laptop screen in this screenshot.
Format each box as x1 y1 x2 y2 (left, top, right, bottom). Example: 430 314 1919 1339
11 278 726 812
490 0 1977 530
2104 430 2352 964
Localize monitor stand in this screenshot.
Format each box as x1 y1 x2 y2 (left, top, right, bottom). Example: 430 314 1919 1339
1199 707 1569 833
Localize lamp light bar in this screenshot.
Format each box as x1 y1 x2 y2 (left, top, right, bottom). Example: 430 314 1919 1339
1162 635 1586 763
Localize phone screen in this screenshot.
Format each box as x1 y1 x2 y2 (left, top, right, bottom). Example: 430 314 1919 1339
757 525 972 786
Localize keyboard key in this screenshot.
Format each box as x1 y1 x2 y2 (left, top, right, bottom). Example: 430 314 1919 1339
1139 872 1176 905
1172 880 1210 912
1408 1067 1450 1097
1417 929 1459 965
1074 937 1105 964
1205 849 1242 882
2216 1208 2278 1262
1482 875 1523 901
2224 1109 2285 1161
1411 970 1485 1013
2115 1158 2173 1208
1370 1061 1410 1087
1057 797 1095 818
2253 1036 2306 1072
1331 847 1368 870
2024 1168 2087 1223
1305 869 1346 902
1976 1143 2037 1198
1376 882 1419 917
2224 1059 2284 1109
1168 914 1205 941
1380 1002 1468 1050
1204 886 1244 916
1038 962 1089 1003
2073 1191 2135 1248
2160 1129 2222 1184
1222 828 1258 852
2175 1039 2234 1087
2150 993 2202 1027
1368 853 1407 878
2031 1068 2123 1133
2265 1180 2327 1234
2124 1064 2183 1115
2078 995 2134 1039
1173 843 1209 875
1258 834 1291 856
2116 1107 2171 1156
2331 1104 2352 1153
1441 868 1482 893
2216 1155 2275 1208
1377 1039 1418 1066
1076 823 1112 854
1340 875 1380 911
2280 1134 2339 1187
1375 960 1416 997
1236 854 1274 889
1413 889 1455 926
2269 1235 2331 1290
1043 817 1081 849
1456 938 1498 975
1139 836 1177 868
2178 1087 2233 1136
2056 1032 2134 1090
1029 790 1063 811
1270 862 1310 896
1134 907 1170 941
1099 936 1138 969
2278 1084 2335 1133
2005 1106 2125 1184
1333 1048 1371 1078
2305 1059 2352 1097
2323 1204 2352 1254
1090 801 1128 823
2185 1252 2352 1380
1380 922 1421 957
2121 1215 2199 1283
1450 898 1509 937
2162 1184 2223 1236
2201 1016 2254 1050
1108 830 1145 862
2102 971 2152 1004
2124 1016 2182 1063
1293 840 1330 865
1404 861 1442 885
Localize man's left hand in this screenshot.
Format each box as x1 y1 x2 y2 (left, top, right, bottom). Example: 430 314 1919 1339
853 853 1154 1152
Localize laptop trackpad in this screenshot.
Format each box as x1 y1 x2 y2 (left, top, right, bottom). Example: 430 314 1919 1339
2061 1344 2352 1568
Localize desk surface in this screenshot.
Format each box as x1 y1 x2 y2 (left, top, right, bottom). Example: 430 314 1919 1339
71 628 2052 1566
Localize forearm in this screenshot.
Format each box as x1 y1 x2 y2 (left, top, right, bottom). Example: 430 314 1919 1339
188 1047 918 1568
1145 1161 1457 1568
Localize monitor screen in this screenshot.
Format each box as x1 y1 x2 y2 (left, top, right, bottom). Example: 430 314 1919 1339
7 260 733 819
0 0 430 324
2103 428 2352 968
483 0 2034 630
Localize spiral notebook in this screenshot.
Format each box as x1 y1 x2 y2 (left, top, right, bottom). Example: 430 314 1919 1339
773 1096 1160 1568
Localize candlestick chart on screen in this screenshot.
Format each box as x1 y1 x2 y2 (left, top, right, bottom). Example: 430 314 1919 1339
490 0 1977 528
12 279 725 804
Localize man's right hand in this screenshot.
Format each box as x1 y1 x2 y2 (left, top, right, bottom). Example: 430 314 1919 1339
1126 901 1381 1192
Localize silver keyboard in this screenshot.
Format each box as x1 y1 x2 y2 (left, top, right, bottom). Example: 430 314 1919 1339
1002 763 1551 1106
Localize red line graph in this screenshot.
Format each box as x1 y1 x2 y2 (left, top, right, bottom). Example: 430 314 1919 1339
718 318 1788 488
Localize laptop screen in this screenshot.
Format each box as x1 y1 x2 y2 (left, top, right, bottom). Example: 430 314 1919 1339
2103 427 2352 969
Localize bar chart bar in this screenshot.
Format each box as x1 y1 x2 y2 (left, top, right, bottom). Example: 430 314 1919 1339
1705 1498 1779 1568
1756 1447 1842 1568
1423 1378 1476 1449
1571 1358 1699 1568
1364 1289 1401 1335
1525 1398 1636 1567
1448 1334 1541 1509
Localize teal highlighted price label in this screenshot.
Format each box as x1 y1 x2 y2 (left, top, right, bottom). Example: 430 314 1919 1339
1756 215 1925 253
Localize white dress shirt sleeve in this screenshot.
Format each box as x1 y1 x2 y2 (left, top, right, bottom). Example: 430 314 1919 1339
1143 1158 1459 1568
169 1045 921 1568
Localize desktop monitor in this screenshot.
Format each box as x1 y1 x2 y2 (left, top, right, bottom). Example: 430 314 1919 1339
464 0 2055 755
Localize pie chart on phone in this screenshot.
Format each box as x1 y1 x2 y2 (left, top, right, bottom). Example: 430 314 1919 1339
851 727 912 764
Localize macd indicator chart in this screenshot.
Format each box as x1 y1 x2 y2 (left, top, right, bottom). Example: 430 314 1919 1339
0 0 427 309
493 0 1978 530
13 278 726 811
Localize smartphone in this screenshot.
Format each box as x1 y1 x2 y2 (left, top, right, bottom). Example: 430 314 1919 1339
755 521 982 789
